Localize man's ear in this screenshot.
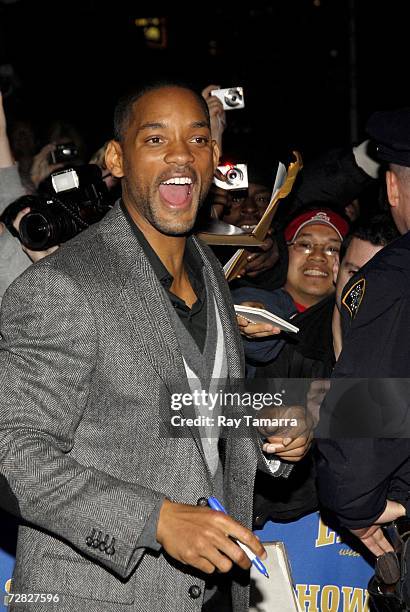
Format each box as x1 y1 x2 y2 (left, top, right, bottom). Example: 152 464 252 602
386 169 399 208
212 140 221 172
105 140 125 178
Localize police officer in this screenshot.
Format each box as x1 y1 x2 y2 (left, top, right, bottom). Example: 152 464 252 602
316 109 410 563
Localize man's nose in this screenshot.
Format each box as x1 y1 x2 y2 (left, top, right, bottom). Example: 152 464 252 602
164 140 195 165
308 245 327 261
241 198 258 213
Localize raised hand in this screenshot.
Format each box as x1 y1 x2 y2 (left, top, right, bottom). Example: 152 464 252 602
30 143 64 189
201 84 227 155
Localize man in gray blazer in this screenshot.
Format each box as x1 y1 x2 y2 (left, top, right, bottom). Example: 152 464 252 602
0 81 310 611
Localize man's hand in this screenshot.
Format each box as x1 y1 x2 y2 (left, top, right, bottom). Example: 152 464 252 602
259 405 314 462
208 183 228 219
236 236 279 279
12 207 59 262
201 84 227 155
349 500 406 556
30 144 64 189
263 434 313 462
237 301 281 338
156 499 266 575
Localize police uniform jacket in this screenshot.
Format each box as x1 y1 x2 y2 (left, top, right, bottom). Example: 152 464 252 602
316 230 410 528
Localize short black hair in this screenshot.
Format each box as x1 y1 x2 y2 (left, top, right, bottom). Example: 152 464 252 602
113 79 210 142
340 212 400 261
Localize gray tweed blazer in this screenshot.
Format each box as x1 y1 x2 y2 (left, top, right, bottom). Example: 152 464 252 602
0 203 266 612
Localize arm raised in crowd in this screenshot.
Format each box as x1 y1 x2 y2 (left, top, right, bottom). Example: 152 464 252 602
0 91 14 169
0 91 26 213
0 92 32 303
29 143 64 190
201 84 226 157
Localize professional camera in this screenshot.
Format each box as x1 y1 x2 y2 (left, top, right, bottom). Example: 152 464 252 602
1 165 111 251
210 87 245 110
213 163 248 191
48 142 79 164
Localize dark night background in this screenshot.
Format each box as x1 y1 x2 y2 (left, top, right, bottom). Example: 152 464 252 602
0 0 409 163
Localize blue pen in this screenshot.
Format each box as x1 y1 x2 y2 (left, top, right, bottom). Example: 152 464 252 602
208 496 269 579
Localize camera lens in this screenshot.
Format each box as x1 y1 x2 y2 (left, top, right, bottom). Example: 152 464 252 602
19 208 78 250
224 88 243 108
226 167 243 186
19 212 51 250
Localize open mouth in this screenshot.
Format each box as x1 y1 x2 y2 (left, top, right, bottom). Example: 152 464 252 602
158 176 194 207
239 223 257 232
303 268 328 277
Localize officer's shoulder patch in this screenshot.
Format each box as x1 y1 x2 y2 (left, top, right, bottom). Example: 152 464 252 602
342 278 366 319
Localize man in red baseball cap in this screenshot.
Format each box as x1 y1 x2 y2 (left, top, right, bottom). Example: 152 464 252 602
283 207 349 312
232 205 349 365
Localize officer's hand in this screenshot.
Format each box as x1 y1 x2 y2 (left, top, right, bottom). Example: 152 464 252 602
350 525 393 557
156 499 266 574
349 500 406 556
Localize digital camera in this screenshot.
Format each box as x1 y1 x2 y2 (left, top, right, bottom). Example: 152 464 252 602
48 142 79 164
210 87 245 110
1 165 111 251
213 163 248 191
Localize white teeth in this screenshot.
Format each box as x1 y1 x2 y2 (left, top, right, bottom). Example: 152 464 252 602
304 269 327 277
161 177 192 185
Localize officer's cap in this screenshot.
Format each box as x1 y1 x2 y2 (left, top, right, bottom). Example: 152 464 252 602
366 108 410 167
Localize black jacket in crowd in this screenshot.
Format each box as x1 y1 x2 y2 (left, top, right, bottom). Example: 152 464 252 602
316 231 410 528
252 295 335 527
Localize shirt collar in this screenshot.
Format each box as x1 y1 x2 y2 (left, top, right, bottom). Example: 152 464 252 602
120 199 204 291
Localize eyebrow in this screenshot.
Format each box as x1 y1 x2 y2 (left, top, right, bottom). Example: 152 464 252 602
192 120 210 128
138 120 210 132
139 122 166 131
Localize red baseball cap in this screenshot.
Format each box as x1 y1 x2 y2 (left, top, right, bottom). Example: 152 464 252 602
284 208 349 243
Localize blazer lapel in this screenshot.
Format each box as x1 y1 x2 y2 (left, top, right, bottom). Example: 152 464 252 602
122 257 213 463
191 236 244 380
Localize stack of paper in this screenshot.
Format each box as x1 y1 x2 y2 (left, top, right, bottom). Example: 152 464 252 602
250 541 302 612
234 305 299 334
